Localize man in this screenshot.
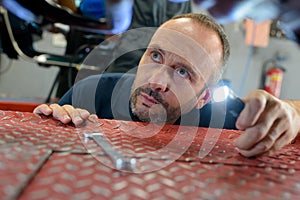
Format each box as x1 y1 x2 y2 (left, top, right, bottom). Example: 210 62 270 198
56 0 191 98
34 13 300 158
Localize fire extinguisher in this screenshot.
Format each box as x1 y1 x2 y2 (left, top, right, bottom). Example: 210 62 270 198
263 61 285 98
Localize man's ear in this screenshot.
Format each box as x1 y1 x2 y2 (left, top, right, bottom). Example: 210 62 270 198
196 88 211 109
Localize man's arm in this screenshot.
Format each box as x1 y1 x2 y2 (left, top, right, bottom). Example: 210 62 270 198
234 90 300 157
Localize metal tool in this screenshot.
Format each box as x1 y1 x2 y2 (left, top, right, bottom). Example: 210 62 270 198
84 133 136 172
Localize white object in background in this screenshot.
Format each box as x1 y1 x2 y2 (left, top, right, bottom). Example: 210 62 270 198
52 33 67 47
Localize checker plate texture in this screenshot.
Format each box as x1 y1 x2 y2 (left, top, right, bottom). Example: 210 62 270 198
0 144 51 200
0 110 299 199
20 153 300 200
0 111 86 153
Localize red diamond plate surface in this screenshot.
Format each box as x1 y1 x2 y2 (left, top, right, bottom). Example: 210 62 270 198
0 110 300 199
80 118 300 170
0 144 51 200
1 110 299 169
0 111 86 152
19 153 300 200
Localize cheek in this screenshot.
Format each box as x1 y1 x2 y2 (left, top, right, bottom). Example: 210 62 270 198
164 90 190 110
134 68 151 88
164 91 197 115
164 92 178 105
168 83 200 110
169 78 198 100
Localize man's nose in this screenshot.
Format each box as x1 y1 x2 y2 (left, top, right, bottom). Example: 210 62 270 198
148 67 169 92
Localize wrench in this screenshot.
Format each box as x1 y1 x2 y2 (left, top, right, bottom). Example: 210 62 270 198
84 132 136 172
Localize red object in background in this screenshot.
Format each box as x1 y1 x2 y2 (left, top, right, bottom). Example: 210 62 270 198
264 67 284 98
0 101 40 112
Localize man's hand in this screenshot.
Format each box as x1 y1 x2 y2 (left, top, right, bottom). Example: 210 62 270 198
234 90 300 157
33 104 98 126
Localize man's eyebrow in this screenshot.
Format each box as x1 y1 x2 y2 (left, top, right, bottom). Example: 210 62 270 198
148 44 166 55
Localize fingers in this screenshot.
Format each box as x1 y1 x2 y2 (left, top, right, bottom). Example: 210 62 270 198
88 114 99 123
236 120 286 157
236 90 267 130
33 104 53 116
264 130 297 156
234 90 300 157
34 104 97 126
58 105 93 126
78 109 91 119
50 104 72 124
238 129 296 157
235 101 281 150
34 104 72 124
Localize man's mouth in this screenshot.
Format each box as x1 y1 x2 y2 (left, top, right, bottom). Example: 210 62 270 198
140 92 160 107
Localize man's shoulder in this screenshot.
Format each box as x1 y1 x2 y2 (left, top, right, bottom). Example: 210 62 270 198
78 72 134 81
75 73 135 86
67 73 135 115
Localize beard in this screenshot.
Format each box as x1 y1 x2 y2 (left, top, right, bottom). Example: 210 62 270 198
130 86 181 124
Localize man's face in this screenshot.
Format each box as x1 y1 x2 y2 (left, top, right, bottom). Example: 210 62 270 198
130 18 223 124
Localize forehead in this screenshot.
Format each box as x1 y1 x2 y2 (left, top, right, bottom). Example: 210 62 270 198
149 18 222 75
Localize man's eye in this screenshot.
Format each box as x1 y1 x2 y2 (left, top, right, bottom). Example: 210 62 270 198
176 67 190 79
151 51 162 62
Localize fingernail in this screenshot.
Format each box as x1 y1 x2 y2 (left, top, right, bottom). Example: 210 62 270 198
235 121 245 131
82 111 90 118
63 115 71 121
45 107 52 114
234 147 240 152
235 122 241 130
74 116 83 124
